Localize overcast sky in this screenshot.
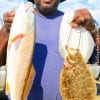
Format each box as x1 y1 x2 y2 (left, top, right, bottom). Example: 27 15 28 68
0 0 100 25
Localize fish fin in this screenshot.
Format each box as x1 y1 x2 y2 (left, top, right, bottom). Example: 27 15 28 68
5 82 10 95
21 64 35 100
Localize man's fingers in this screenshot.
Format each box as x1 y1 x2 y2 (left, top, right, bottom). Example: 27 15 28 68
3 11 15 18
4 22 11 31
5 22 11 27
3 17 13 23
70 22 79 28
3 11 15 31
71 16 85 28
3 11 15 23
71 8 94 28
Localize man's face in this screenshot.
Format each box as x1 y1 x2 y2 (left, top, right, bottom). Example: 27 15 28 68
34 0 60 14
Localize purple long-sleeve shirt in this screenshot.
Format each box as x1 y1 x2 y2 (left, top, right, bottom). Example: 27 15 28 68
28 10 64 100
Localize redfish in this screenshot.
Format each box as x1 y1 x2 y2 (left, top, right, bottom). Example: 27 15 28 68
6 2 36 100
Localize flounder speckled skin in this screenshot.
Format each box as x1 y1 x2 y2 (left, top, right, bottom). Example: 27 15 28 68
60 46 97 100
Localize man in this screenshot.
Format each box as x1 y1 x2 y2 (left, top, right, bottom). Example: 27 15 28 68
3 0 98 100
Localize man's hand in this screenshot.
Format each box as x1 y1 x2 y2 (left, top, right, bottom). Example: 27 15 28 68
71 8 100 56
3 11 15 31
71 8 95 31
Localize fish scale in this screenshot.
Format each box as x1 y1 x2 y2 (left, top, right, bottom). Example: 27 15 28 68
5 2 36 100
